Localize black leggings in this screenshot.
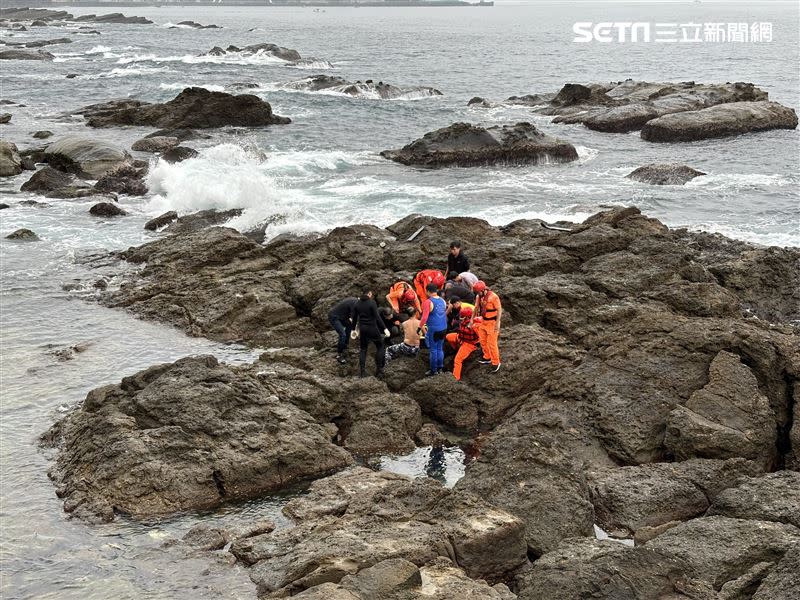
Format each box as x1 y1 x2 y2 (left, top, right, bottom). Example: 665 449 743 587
359 327 385 373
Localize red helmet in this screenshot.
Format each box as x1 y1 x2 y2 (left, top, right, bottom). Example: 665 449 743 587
402 289 416 303
459 306 473 318
472 280 487 293
432 272 446 289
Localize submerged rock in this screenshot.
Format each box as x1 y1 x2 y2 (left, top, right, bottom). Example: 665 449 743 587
73 12 153 25
0 140 22 176
6 228 39 241
44 355 354 522
640 101 799 142
0 113 11 124
626 163 706 185
89 201 126 217
144 210 178 231
381 122 578 167
0 48 54 60
32 130 53 139
173 20 220 29
204 42 301 62
160 145 198 163
280 74 442 99
83 87 290 129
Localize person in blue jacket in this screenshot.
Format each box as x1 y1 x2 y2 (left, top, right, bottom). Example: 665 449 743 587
417 282 448 376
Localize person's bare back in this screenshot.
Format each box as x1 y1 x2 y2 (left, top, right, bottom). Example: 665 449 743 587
403 317 421 347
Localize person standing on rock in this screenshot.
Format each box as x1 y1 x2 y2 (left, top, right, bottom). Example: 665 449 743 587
414 269 446 303
385 306 421 364
417 283 448 376
444 240 470 281
473 281 502 372
445 306 480 381
329 296 358 364
350 290 390 378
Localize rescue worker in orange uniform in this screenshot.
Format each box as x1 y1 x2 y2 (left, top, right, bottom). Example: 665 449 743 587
414 269 446 303
472 280 502 372
445 306 480 381
386 281 422 316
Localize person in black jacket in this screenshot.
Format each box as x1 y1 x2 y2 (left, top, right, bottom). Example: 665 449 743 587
445 240 470 280
350 289 390 378
329 297 358 364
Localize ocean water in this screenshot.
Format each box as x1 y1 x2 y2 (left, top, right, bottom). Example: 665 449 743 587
0 1 798 597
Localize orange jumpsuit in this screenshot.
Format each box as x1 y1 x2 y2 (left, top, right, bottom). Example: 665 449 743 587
386 281 421 315
414 269 445 302
445 322 480 380
475 290 501 366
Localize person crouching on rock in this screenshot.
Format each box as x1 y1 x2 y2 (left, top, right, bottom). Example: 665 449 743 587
445 306 480 381
329 296 358 364
446 297 474 334
472 280 502 373
385 306 421 364
350 289 390 378
417 283 448 376
414 269 446 303
386 280 422 317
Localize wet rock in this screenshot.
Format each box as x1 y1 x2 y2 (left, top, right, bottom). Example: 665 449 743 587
65 73 78 79
707 471 800 527
589 458 761 538
44 355 354 522
203 42 301 62
0 7 73 21
641 101 799 142
0 140 22 176
0 113 10 124
174 20 220 29
19 199 48 207
32 130 53 139
89 201 126 217
83 87 291 129
415 423 447 448
131 135 179 153
0 48 54 60
160 145 198 163
0 203 9 209
6 228 39 241
231 468 527 596
627 163 706 185
2 37 72 48
145 127 207 141
73 13 153 25
467 96 490 107
165 208 243 234
94 163 147 196
665 351 778 468
144 210 178 231
280 74 442 99
20 166 93 198
182 524 229 551
381 122 578 167
44 136 132 178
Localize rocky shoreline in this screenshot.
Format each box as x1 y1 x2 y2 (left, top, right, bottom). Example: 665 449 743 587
40 206 800 598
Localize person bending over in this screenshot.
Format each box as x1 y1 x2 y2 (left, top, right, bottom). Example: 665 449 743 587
328 296 357 364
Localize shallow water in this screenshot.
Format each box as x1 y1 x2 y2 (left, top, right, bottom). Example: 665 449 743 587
0 1 798 597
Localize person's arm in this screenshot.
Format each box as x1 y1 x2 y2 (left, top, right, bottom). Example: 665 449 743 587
349 303 358 326
372 301 389 332
462 255 470 272
386 288 400 312
418 299 432 329
495 301 502 331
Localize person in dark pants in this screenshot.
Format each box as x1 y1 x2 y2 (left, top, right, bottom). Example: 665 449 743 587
350 289 390 378
445 240 470 281
329 297 358 363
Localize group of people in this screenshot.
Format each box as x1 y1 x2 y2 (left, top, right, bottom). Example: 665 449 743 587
327 241 503 380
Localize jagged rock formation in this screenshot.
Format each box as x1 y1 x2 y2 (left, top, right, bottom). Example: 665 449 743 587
381 122 579 167
45 207 800 598
280 74 442 99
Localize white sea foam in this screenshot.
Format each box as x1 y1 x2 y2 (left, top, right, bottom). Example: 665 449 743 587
159 82 225 92
86 45 113 54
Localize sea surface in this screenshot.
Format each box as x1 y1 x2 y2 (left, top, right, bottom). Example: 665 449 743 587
0 1 798 597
